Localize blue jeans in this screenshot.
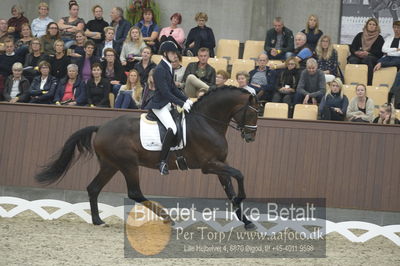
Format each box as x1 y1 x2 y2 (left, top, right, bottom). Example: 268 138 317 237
115 91 138 109
378 55 400 68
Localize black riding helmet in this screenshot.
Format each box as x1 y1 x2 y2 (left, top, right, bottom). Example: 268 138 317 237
159 41 179 62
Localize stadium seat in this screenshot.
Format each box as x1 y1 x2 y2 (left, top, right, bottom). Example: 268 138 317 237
333 44 349 73
342 84 356 100
293 104 318 120
207 57 228 71
243 40 265 61
372 66 397 88
151 54 162 65
225 79 239 87
395 109 400 119
366 86 389 107
109 93 115 108
216 39 240 63
345 64 368 85
230 59 255 79
182 56 198 67
263 102 289 118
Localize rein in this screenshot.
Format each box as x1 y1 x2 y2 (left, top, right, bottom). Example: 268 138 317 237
190 100 259 132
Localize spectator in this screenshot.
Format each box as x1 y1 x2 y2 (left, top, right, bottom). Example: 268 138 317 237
185 12 216 57
40 22 61 56
31 2 54 38
49 39 71 80
54 63 86 106
315 35 338 83
15 23 33 52
0 19 10 46
86 63 110 107
182 47 216 97
264 17 294 60
134 46 156 87
293 32 313 69
58 1 85 48
2 62 30 103
110 7 131 50
301 15 323 51
346 84 374 123
249 53 277 100
135 8 159 54
272 57 300 106
120 26 146 70
374 20 400 72
389 72 400 108
97 26 120 58
171 53 186 90
373 103 400 124
101 48 126 95
214 70 229 88
85 5 109 47
141 68 155 109
159 13 185 51
23 38 49 82
0 38 23 78
319 78 349 121
69 30 87 63
236 71 256 95
115 69 142 109
7 4 29 40
29 61 57 104
348 18 384 85
294 58 326 104
76 40 100 83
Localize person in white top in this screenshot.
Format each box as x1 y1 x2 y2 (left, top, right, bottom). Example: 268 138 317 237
374 20 400 71
31 2 54 38
236 71 256 95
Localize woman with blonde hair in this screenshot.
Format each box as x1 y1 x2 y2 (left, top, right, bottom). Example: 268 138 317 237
348 18 384 85
272 57 300 107
120 26 147 70
319 78 349 121
315 35 338 83
301 14 323 51
346 84 374 123
115 69 143 109
185 12 215 57
373 103 400 124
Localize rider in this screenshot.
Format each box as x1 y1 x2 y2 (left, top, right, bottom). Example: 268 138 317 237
146 41 193 175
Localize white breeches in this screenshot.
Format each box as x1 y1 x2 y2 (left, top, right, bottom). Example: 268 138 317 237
152 103 177 134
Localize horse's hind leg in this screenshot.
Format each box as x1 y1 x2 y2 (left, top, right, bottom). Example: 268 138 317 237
121 163 173 224
87 159 118 225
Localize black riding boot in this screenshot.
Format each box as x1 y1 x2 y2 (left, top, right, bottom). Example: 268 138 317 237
159 128 175 175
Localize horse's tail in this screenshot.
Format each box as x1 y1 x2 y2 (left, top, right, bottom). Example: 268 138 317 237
35 126 99 185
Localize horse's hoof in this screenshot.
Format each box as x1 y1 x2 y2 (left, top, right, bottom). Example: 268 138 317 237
99 223 109 227
244 222 256 231
93 219 105 226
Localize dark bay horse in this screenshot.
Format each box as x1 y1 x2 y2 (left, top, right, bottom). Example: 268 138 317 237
35 86 259 229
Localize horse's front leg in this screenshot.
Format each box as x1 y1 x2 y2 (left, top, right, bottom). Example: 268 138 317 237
202 161 255 230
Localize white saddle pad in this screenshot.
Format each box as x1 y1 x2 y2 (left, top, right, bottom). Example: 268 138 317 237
139 113 187 151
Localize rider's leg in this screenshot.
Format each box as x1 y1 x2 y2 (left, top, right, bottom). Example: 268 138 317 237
153 104 177 175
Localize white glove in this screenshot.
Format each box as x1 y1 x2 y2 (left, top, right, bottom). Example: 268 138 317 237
182 99 192 112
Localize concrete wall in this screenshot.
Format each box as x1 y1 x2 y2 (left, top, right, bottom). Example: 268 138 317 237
0 0 342 43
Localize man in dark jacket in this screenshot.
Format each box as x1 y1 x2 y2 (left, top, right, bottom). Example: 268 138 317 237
182 47 216 97
264 17 294 60
3 62 30 102
110 7 131 50
249 53 277 101
146 41 192 175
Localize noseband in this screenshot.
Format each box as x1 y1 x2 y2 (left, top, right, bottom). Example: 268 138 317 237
230 99 259 134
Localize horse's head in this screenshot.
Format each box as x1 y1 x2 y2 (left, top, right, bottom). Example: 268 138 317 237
231 94 260 143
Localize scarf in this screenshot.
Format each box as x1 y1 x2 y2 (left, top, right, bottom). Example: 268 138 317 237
361 28 379 52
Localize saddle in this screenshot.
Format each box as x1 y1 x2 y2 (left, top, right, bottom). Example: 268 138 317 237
144 108 188 170
146 108 184 147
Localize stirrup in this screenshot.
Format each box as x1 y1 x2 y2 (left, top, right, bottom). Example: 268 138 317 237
160 161 169 175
